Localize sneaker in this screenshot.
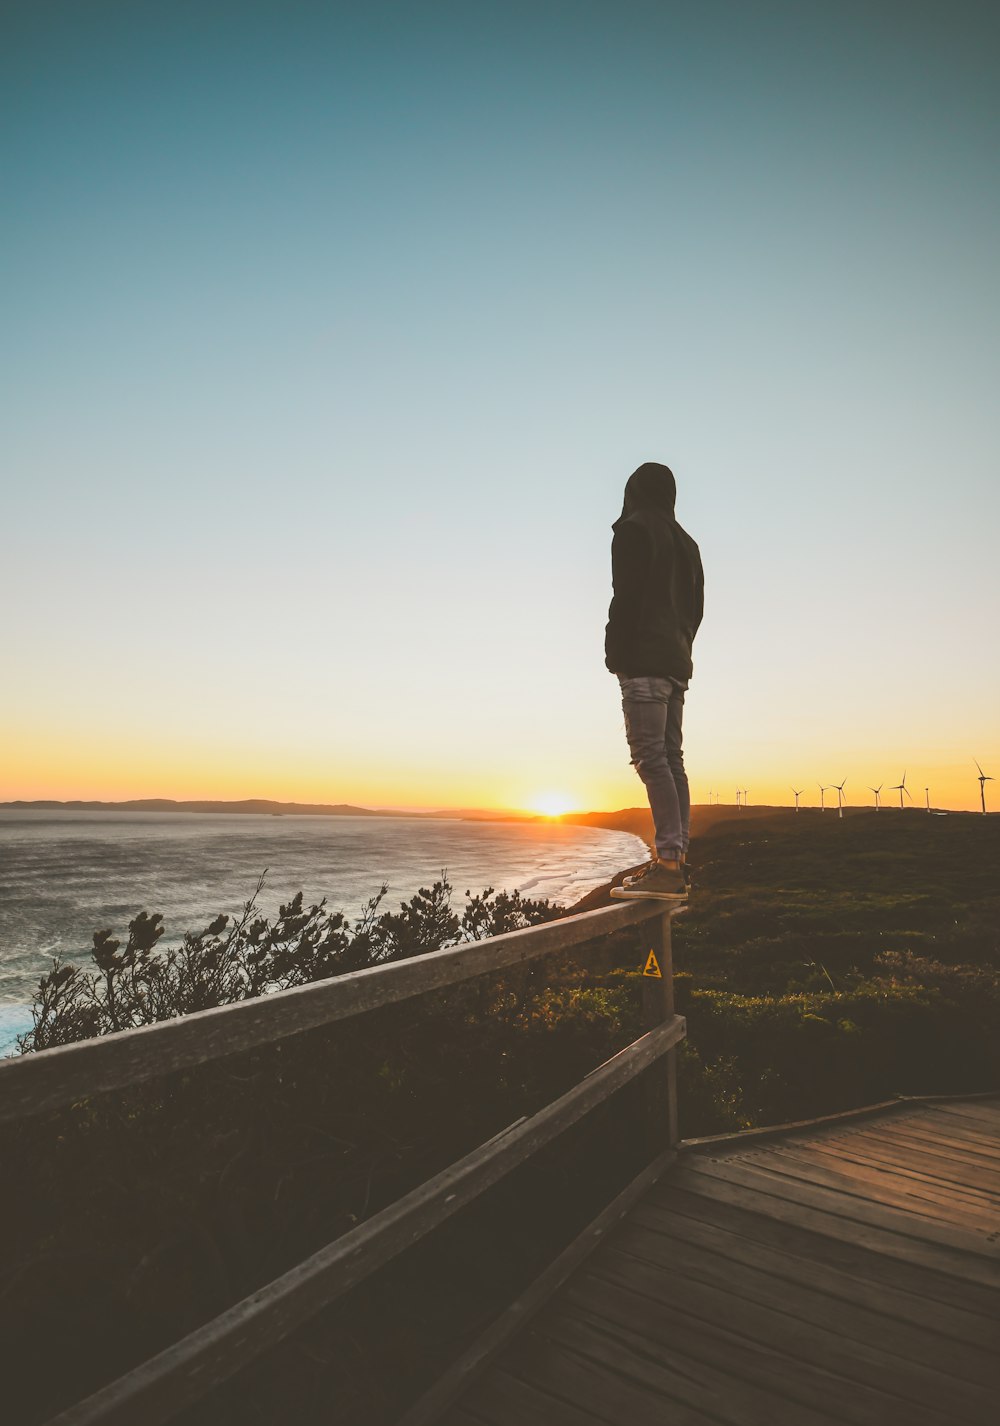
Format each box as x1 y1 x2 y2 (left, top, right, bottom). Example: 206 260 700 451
624 857 689 888
610 861 687 901
621 859 655 888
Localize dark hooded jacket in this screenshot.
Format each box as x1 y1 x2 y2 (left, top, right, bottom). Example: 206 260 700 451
604 462 704 681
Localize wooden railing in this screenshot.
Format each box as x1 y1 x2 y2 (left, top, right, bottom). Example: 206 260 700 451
0 897 686 1426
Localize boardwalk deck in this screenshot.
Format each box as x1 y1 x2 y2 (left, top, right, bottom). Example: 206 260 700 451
434 1097 1000 1426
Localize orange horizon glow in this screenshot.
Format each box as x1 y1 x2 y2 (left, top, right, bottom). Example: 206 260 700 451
2 723 997 816
2 768 997 818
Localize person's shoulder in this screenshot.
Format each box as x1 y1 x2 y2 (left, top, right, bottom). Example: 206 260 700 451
673 519 701 554
612 515 653 548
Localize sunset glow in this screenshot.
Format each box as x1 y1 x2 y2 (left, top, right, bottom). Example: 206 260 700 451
533 796 575 820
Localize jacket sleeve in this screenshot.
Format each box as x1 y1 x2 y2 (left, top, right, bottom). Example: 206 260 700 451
692 546 704 639
604 522 652 671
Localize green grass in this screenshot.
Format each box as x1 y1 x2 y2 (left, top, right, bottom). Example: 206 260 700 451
668 807 1000 1132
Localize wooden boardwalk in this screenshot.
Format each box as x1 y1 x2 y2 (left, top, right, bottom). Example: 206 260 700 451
437 1097 1000 1426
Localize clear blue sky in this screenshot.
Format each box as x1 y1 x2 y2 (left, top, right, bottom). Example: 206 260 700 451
4 0 999 811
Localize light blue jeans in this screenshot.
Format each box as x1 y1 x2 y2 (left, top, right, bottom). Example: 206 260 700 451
617 674 690 860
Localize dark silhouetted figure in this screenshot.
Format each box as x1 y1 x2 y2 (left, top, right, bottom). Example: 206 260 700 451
605 462 703 902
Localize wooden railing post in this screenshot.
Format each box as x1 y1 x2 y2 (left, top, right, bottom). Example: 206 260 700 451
641 910 679 1149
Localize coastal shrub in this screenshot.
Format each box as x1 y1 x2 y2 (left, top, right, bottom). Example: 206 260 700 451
683 979 1000 1124
18 874 563 1053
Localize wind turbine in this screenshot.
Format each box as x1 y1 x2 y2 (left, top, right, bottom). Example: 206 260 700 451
925 787 931 812
743 789 750 807
832 778 847 819
868 783 883 810
817 782 829 811
736 788 742 808
975 760 993 814
889 771 912 809
791 787 803 811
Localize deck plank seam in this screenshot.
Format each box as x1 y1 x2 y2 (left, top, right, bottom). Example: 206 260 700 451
729 1158 1000 1233
858 1128 1000 1165
612 1214 1000 1388
807 1136 1000 1184
521 1323 741 1426
591 1233 997 1398
677 1157 1000 1264
627 1199 1000 1364
572 1254 984 1422
485 1366 614 1426
507 1337 730 1426
753 1142 1000 1214
550 1299 848 1426
560 1276 923 1426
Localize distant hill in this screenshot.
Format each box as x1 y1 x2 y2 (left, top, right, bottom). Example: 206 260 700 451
0 798 539 820
563 801 778 847
1 798 408 817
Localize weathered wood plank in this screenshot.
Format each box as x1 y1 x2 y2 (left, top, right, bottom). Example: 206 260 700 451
753 1140 992 1220
678 1156 1000 1275
923 1101 1000 1129
626 1204 1000 1391
564 1268 928 1426
672 1160 1000 1285
649 1181 1000 1345
912 1120 1000 1160
444 1365 611 1426
729 1145 996 1226
607 1222 996 1413
858 1120 1000 1167
816 1119 1000 1173
547 1295 841 1426
1 898 673 1124
802 1135 1000 1200
578 1251 963 1426
759 1143 1000 1226
923 1105 1000 1143
44 1016 685 1426
397 1150 677 1426
506 1330 721 1426
795 1133 1000 1201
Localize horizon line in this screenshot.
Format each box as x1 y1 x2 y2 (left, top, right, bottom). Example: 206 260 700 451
1 795 993 818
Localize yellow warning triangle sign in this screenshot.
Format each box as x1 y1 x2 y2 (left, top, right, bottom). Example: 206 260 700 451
643 950 662 978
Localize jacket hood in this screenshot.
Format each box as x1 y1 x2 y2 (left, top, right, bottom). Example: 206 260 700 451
613 462 676 530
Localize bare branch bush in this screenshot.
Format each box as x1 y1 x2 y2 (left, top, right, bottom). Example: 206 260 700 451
18 871 562 1053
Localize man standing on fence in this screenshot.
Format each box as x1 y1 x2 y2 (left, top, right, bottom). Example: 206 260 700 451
605 462 704 902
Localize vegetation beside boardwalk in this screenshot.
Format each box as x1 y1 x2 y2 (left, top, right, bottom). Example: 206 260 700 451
672 807 1000 1133
4 808 998 1424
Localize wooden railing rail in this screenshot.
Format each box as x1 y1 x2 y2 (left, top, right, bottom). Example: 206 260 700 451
47 1014 685 1426
6 895 685 1426
1 898 667 1125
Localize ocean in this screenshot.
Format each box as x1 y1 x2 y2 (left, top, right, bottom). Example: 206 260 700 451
0 811 646 1054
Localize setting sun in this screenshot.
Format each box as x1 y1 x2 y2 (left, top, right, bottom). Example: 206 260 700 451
534 795 575 819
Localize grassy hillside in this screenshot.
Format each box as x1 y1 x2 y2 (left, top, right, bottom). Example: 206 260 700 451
669 807 1000 1130
567 803 999 1130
